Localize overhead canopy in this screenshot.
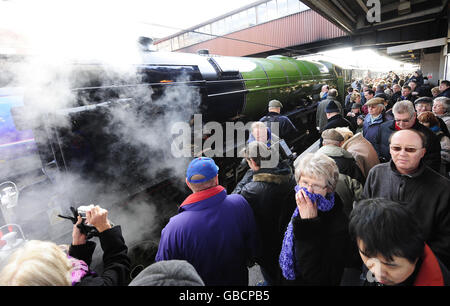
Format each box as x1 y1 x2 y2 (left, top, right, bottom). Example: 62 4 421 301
299 0 449 64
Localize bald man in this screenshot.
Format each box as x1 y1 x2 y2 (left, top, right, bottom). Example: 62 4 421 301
362 129 450 269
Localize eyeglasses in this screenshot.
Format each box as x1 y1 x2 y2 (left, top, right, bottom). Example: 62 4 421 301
394 118 412 123
390 145 422 153
298 180 327 191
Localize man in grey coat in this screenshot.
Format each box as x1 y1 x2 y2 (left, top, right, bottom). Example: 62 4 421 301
361 129 450 268
316 89 343 133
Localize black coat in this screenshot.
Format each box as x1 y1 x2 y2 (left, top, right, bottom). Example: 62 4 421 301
232 161 296 284
437 87 450 98
374 119 442 172
317 145 365 185
324 114 352 131
437 116 450 137
282 194 358 285
69 226 131 286
401 93 417 103
320 114 353 146
332 155 365 185
416 85 432 97
345 114 358 133
362 161 450 268
389 91 402 106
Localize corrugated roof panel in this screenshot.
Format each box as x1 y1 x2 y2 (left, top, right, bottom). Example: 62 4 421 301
171 9 347 56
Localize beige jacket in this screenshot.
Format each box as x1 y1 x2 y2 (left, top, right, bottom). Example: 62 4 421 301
341 132 380 177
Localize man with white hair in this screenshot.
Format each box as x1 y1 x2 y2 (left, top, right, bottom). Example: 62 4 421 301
432 97 450 132
362 98 386 149
374 100 441 172
320 84 329 100
389 84 402 105
415 97 450 137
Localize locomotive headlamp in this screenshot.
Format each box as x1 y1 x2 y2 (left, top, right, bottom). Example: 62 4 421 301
0 181 18 209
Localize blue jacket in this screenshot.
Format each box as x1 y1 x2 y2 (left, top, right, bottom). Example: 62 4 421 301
155 186 259 286
259 112 298 142
363 114 385 149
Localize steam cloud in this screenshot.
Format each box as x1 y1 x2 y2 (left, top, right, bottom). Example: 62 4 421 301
0 0 200 251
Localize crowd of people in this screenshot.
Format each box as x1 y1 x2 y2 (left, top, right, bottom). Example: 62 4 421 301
0 71 450 287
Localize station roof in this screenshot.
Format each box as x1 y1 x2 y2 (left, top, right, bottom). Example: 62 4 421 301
300 0 448 64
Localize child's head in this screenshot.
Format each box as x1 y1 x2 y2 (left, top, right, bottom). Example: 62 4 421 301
357 115 365 127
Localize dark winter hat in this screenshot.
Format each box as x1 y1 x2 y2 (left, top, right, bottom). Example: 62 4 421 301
357 114 366 121
186 157 219 183
374 93 388 101
325 100 340 113
414 96 432 105
351 103 362 110
322 129 344 142
268 99 283 108
128 260 205 286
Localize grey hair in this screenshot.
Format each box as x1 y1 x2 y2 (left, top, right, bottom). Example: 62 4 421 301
243 141 272 167
188 176 217 192
251 121 267 131
433 97 450 113
393 100 415 117
322 139 342 147
328 88 338 98
294 152 339 191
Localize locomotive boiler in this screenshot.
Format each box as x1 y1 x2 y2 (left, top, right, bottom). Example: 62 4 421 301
0 49 351 243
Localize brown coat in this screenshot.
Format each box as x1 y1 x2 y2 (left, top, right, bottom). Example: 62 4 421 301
341 133 379 177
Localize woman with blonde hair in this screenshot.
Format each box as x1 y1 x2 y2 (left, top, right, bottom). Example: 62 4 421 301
0 205 131 286
0 240 74 286
334 127 354 143
279 152 355 285
432 86 441 98
345 92 362 114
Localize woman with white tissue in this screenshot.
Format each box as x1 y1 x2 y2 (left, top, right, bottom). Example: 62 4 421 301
279 152 358 285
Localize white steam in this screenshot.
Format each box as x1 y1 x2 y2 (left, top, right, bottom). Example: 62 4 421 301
0 0 200 248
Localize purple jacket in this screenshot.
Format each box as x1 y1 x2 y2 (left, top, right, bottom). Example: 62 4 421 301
155 186 259 286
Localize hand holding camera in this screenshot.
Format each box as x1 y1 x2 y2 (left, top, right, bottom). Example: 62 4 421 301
83 205 112 233
60 204 112 244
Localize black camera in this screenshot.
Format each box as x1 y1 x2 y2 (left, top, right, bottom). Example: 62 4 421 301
58 205 99 239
